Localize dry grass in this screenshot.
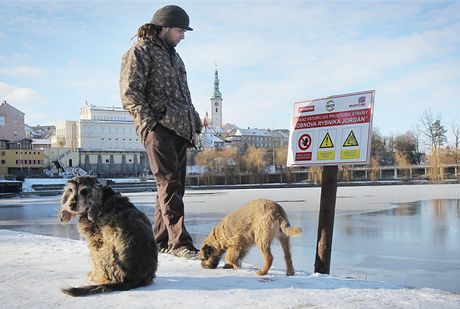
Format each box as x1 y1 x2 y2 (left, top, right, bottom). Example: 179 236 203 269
426 149 447 182
309 166 322 185
395 152 410 179
370 157 380 181
339 166 352 182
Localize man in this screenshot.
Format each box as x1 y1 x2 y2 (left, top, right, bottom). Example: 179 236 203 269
120 5 202 259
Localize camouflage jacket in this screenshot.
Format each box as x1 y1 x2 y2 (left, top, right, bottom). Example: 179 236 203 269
119 37 202 145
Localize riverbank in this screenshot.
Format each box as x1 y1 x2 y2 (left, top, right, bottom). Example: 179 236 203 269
9 176 459 197
1 229 459 308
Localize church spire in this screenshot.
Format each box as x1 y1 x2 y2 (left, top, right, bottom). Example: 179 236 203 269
210 63 223 127
213 63 222 98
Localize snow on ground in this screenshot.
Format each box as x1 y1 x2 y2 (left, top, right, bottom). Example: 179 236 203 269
0 229 458 309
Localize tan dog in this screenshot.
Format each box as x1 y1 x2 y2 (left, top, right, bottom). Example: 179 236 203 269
200 199 302 276
59 176 158 296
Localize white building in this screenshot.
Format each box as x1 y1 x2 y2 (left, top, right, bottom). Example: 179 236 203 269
225 128 288 149
52 102 143 151
201 124 224 149
50 102 148 177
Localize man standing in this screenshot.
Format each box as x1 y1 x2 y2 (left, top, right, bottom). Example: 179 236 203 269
120 5 202 259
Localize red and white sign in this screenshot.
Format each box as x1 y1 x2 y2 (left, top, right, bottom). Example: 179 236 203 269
298 105 315 113
287 90 375 166
298 133 312 150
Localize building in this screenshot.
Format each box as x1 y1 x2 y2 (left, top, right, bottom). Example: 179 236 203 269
28 125 56 139
0 100 26 141
210 66 223 127
201 120 224 149
226 128 271 148
0 101 44 178
225 128 289 149
52 102 142 151
199 66 226 150
268 129 290 147
0 139 44 178
50 101 148 177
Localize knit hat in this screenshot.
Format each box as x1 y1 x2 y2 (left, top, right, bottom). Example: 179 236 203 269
151 5 193 31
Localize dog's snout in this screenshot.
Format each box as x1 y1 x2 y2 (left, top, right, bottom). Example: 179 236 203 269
69 202 77 211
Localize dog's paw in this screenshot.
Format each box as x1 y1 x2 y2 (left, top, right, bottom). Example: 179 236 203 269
59 210 72 223
87 271 95 281
223 263 237 269
256 269 268 276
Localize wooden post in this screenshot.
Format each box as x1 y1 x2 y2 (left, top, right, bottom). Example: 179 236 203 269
314 165 338 274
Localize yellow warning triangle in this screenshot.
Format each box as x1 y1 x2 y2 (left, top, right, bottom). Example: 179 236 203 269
343 130 359 147
320 132 334 148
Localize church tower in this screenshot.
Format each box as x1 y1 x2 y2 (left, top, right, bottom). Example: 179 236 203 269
210 65 223 127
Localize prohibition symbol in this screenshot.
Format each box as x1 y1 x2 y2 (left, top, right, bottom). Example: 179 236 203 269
298 133 312 150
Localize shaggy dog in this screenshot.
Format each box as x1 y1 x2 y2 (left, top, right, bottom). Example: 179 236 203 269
200 199 302 276
59 176 157 296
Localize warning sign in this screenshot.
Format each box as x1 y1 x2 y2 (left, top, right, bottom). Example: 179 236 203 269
343 130 359 147
320 132 334 148
298 133 312 150
287 90 375 166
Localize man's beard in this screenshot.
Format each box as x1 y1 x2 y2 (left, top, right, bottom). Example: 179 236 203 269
163 32 178 48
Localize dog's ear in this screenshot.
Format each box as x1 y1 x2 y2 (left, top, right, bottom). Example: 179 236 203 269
202 244 213 259
85 181 104 222
60 179 77 206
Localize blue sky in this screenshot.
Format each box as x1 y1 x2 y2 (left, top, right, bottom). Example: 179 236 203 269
0 0 459 143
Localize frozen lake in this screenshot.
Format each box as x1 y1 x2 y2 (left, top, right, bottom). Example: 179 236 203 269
0 184 459 293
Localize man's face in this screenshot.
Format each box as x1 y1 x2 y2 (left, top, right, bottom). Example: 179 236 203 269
159 27 186 48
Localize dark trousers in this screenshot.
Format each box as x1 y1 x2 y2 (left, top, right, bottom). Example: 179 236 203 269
144 124 194 250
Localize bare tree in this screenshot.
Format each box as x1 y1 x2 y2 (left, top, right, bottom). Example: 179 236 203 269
451 120 460 164
274 146 288 170
369 157 380 181
394 152 410 179
394 131 417 164
419 109 447 151
220 147 239 174
195 149 216 173
241 146 267 174
410 124 424 164
371 128 393 165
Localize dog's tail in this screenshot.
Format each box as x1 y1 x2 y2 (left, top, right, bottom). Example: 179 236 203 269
278 213 302 237
61 281 146 297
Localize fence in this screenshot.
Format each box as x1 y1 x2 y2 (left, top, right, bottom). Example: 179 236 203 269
185 164 460 186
